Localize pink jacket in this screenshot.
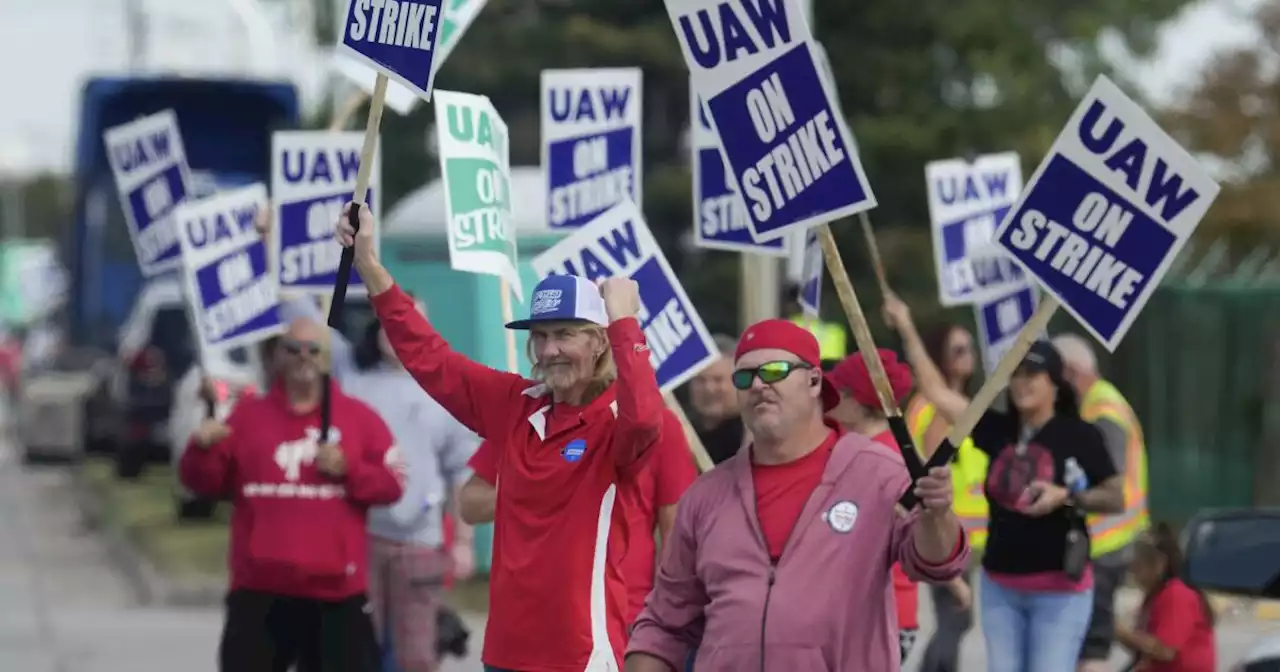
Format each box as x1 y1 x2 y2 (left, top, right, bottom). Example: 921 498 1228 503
626 432 969 671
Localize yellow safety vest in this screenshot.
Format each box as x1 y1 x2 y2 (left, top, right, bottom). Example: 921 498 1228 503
788 315 847 360
906 395 990 550
1081 380 1149 557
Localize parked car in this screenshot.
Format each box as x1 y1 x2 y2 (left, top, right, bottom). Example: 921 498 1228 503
1182 508 1280 671
110 279 196 478
168 350 262 520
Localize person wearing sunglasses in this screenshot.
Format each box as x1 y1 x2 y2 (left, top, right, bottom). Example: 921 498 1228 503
825 349 922 665
626 319 967 672
336 204 681 672
179 316 406 672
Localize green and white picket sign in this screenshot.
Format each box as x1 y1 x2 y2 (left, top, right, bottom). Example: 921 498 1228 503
437 0 488 66
435 89 521 305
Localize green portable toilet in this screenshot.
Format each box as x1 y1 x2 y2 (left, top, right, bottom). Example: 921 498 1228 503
381 166 563 574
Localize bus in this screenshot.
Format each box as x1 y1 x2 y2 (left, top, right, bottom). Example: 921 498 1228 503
69 76 301 349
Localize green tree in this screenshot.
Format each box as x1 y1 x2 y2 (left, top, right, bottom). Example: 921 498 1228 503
1163 0 1280 261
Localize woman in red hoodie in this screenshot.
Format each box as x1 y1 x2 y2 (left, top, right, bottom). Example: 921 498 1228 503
824 350 921 663
180 317 405 672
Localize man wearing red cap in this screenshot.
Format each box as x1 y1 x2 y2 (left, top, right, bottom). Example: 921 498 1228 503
626 320 969 672
826 349 921 664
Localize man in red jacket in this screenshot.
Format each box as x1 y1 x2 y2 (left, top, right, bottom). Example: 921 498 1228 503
336 202 681 672
460 431 698 625
180 316 405 672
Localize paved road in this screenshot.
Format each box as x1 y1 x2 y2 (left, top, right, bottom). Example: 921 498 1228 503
0 445 1272 671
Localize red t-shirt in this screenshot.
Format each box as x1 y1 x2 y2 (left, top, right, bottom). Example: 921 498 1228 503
1141 579 1215 672
871 430 920 630
751 428 841 561
621 430 699 623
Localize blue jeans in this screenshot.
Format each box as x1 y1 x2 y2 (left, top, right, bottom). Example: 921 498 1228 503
979 569 1094 672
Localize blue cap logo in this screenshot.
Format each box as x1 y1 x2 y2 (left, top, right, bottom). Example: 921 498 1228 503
562 438 587 463
505 275 609 330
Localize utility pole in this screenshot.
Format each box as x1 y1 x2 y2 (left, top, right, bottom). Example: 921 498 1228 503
738 0 813 328
124 0 146 72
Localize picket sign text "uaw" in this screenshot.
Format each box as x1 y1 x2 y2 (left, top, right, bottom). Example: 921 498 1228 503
547 220 692 372
1008 100 1203 309
547 86 636 227
679 1 847 223
278 147 363 284
347 0 438 50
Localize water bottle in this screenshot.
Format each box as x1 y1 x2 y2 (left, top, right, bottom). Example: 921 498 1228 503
1064 457 1088 494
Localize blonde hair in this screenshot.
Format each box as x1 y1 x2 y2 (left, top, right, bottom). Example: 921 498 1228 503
526 324 617 403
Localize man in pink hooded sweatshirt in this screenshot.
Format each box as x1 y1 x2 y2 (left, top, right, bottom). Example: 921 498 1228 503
625 321 970 672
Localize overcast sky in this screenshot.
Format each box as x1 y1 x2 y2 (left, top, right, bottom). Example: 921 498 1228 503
0 0 1266 176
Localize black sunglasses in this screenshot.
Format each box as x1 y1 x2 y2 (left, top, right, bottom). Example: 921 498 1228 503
282 338 322 356
731 360 813 390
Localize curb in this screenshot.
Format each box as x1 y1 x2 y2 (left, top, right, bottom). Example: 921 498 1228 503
69 465 225 608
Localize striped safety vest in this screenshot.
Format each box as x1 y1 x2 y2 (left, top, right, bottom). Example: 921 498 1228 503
906 395 990 550
788 315 848 360
1081 380 1149 557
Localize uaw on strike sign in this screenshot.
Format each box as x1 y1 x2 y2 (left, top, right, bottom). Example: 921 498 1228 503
173 184 283 354
690 81 786 255
103 110 193 277
271 131 381 296
667 0 875 241
925 152 1027 306
532 200 718 391
993 75 1221 351
541 68 643 230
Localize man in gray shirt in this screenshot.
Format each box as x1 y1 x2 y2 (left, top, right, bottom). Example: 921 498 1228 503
1054 334 1149 672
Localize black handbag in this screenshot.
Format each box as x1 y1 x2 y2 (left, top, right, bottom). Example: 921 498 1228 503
436 604 470 659
1062 508 1090 581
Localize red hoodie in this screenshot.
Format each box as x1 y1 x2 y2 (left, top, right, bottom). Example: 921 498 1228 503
179 380 404 600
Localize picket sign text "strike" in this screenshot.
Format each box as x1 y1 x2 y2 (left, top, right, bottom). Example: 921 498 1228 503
737 74 844 222
348 0 438 50
281 198 347 284
1009 194 1139 309
204 273 275 341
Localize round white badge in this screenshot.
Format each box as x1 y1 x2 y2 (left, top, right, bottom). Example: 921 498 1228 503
825 500 859 533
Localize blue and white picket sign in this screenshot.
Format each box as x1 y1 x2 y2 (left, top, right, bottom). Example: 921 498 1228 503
690 83 787 256
270 131 381 297
103 110 192 277
992 75 1221 351
337 0 445 101
974 282 1040 376
797 227 822 315
530 199 718 391
667 0 876 243
173 183 283 356
541 68 643 230
925 152 1025 306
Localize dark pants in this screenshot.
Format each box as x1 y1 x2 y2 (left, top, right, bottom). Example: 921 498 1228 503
919 570 974 672
1080 556 1126 661
219 588 382 672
